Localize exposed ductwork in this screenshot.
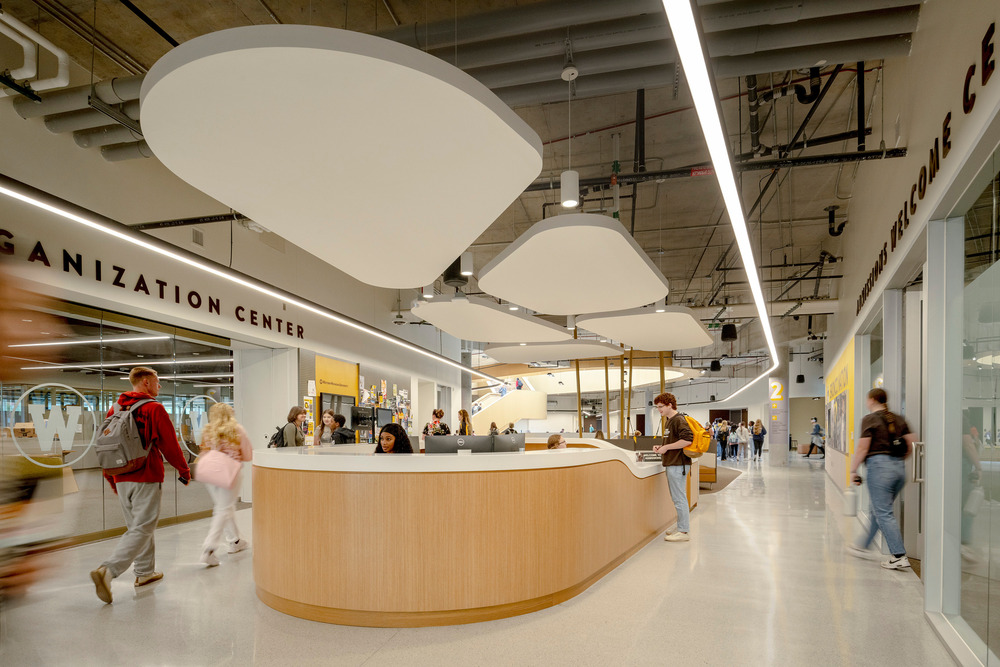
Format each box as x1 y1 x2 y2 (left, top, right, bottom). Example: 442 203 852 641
0 8 70 98
7 0 922 159
0 20 37 81
13 75 144 118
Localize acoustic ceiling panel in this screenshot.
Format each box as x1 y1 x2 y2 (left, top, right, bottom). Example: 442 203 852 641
412 297 571 344
526 367 695 395
477 213 669 315
141 25 542 288
577 306 713 351
485 340 623 364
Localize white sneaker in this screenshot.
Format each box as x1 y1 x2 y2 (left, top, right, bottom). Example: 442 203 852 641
228 539 250 554
881 555 911 570
201 549 221 567
846 544 880 561
664 532 690 542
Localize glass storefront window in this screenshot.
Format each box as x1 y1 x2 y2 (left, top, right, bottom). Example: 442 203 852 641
1 299 234 542
961 149 1000 661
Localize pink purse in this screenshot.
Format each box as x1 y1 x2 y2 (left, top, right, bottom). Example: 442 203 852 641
195 449 241 489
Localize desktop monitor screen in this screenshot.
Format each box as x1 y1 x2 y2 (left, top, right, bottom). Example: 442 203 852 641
492 433 524 452
424 435 493 454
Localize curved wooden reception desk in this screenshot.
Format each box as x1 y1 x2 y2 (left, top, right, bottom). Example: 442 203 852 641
253 440 686 627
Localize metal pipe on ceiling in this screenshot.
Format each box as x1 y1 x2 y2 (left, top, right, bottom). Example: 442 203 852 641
14 76 144 119
73 123 143 148
44 101 140 134
101 140 152 162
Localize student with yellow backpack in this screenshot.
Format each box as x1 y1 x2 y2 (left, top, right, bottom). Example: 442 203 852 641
651 392 710 543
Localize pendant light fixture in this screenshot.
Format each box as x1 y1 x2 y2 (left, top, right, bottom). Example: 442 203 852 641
721 323 737 341
796 349 805 383
560 63 579 208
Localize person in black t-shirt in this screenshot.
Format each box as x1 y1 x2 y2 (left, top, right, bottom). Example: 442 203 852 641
652 392 694 542
846 388 917 570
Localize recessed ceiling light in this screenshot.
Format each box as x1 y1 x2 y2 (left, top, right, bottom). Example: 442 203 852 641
21 319 32 322
519 343 526 346
136 354 144 358
509 305 518 311
192 352 200 356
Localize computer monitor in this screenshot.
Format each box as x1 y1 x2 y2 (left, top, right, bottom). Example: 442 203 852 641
424 435 494 454
492 433 524 452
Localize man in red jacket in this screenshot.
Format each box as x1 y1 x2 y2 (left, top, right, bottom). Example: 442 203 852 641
90 367 192 604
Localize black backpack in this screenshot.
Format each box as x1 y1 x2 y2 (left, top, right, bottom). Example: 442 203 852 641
267 425 285 448
882 412 907 457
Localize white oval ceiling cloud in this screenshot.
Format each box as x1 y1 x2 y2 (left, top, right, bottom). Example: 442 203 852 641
577 306 712 351
140 25 542 288
485 340 623 364
412 296 570 344
477 213 669 315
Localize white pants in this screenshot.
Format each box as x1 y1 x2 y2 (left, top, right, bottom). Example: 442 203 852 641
201 468 243 554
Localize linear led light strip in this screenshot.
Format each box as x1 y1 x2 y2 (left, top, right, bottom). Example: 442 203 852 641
8 335 171 348
661 0 779 400
20 357 233 370
0 174 502 387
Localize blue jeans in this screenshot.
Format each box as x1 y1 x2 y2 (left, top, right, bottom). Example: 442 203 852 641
666 465 690 533
858 455 906 557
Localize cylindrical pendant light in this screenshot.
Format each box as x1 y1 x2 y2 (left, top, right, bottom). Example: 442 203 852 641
710 359 722 372
721 323 737 341
566 314 576 330
460 251 474 276
560 169 579 208
422 284 434 299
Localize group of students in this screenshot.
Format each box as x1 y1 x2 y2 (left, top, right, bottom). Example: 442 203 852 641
712 419 768 462
421 408 516 437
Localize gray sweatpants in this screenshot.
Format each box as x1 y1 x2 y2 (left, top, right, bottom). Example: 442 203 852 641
102 481 162 578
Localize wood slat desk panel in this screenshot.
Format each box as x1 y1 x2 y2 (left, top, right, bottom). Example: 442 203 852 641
253 459 673 626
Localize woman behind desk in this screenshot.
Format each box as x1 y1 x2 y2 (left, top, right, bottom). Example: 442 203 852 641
375 423 413 454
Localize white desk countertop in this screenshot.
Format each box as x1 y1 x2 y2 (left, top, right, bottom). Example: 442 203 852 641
253 439 665 479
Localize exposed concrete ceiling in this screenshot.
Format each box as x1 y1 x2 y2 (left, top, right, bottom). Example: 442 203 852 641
0 0 922 354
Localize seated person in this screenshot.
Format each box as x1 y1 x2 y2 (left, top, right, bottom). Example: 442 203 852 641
501 422 517 434
547 434 567 449
375 423 413 454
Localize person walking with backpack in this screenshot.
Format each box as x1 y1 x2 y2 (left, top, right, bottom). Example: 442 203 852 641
90 367 191 604
846 388 917 570
651 392 694 542
804 417 825 457
199 403 253 567
716 420 729 461
751 419 767 460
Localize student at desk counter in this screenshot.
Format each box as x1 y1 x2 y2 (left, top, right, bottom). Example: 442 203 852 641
375 423 413 454
283 406 307 447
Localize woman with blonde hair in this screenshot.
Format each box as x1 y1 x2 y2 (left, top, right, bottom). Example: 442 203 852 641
456 409 474 436
199 402 253 567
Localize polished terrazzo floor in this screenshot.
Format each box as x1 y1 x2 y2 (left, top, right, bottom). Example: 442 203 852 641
0 453 955 666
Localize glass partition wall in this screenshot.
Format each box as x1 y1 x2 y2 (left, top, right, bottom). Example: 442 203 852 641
960 149 1000 662
0 300 233 542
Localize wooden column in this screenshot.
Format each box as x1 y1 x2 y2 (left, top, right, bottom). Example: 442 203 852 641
604 357 610 438
575 329 583 437
619 344 625 437
659 351 666 436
